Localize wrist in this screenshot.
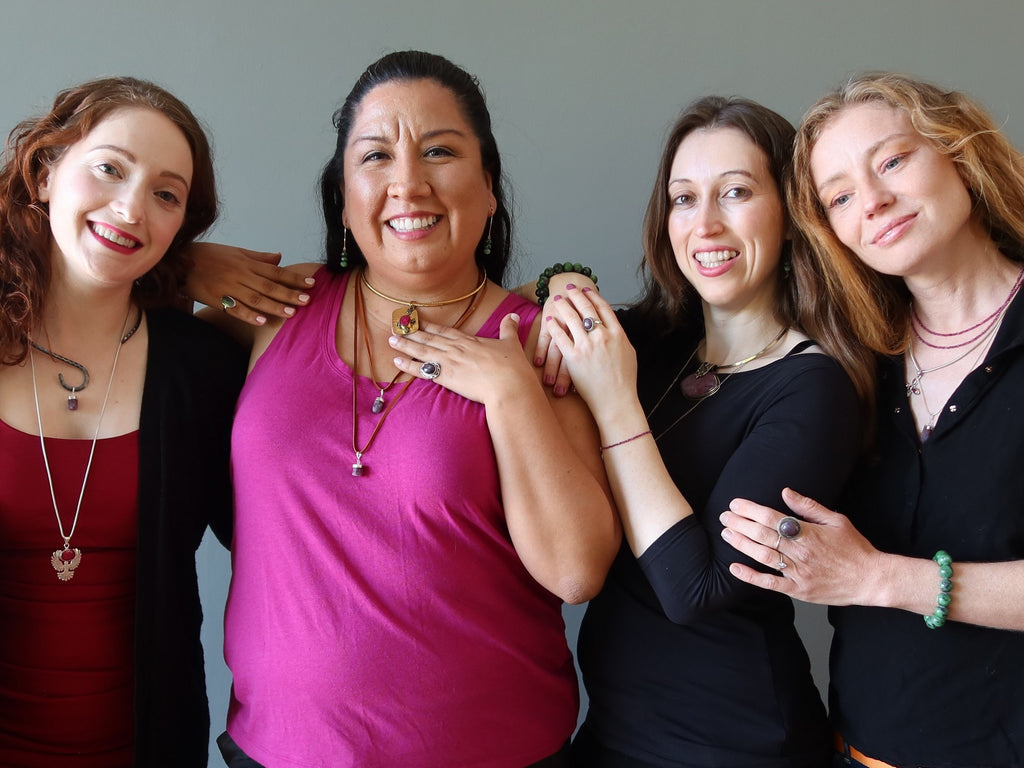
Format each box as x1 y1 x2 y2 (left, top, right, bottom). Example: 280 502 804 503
535 262 598 306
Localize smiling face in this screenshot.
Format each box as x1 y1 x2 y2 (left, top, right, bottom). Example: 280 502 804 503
810 102 975 278
38 107 193 291
341 78 496 285
666 127 787 316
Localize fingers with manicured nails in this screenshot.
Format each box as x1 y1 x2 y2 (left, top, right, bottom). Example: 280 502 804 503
186 243 315 326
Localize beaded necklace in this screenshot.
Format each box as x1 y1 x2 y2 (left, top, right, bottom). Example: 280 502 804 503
910 262 1024 350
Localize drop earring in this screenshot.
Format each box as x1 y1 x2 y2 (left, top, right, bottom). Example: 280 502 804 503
482 211 494 256
339 226 349 269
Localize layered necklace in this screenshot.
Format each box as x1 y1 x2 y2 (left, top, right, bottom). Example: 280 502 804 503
905 266 1023 442
350 271 487 477
361 270 487 335
645 326 788 442
29 308 132 581
30 309 141 411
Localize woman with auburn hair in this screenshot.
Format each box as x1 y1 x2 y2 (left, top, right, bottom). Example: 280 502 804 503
0 77 245 766
534 95 871 767
722 72 1024 768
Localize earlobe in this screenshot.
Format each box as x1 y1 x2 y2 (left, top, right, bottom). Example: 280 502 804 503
37 169 51 203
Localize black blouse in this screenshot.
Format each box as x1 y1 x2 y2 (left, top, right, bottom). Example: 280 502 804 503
831 288 1024 768
574 313 860 768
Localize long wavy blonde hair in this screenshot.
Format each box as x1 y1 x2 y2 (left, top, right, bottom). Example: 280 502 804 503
789 71 1024 355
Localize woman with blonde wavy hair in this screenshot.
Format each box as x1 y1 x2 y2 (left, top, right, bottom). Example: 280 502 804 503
722 72 1024 768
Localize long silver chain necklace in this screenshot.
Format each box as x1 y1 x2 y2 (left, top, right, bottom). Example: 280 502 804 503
29 309 130 581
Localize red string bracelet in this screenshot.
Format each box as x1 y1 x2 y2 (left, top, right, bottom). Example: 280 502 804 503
600 429 652 454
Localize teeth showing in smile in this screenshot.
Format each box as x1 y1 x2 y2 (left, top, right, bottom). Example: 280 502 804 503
92 223 140 248
694 249 738 268
389 215 440 232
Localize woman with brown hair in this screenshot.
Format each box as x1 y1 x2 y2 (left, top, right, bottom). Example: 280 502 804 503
539 95 872 767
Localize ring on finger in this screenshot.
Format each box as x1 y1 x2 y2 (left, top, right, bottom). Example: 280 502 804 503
220 295 237 311
774 553 787 571
419 361 442 380
775 532 784 549
582 317 604 333
777 516 802 540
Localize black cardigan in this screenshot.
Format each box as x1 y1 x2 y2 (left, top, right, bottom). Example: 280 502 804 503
131 309 247 767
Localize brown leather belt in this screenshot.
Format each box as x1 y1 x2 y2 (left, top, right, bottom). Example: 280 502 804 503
834 734 899 768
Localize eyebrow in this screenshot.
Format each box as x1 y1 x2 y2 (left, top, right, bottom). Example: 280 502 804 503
91 144 191 190
350 127 469 145
668 168 757 186
814 132 913 195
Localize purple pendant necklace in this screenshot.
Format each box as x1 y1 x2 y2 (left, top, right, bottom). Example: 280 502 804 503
680 326 787 400
646 326 788 441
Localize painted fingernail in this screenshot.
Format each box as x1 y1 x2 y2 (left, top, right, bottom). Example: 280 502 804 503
552 294 562 301
544 374 555 386
298 294 310 303
554 384 567 396
566 283 576 290
304 277 316 285
284 307 296 316
256 316 267 325
582 286 593 293
545 315 553 322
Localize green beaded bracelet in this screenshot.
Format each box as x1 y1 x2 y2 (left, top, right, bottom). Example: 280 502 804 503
535 262 598 306
923 550 953 629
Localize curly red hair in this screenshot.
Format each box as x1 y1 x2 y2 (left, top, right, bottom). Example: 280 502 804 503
0 76 217 363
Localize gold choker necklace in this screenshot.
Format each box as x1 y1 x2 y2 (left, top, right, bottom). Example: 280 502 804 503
360 270 487 335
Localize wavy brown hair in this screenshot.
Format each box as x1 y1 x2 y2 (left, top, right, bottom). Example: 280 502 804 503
0 76 217 363
790 71 1024 356
635 95 876 417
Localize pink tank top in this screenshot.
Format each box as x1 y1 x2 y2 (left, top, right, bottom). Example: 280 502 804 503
225 269 577 767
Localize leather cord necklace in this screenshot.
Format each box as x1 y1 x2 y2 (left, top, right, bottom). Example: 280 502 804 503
350 271 488 476
30 308 142 411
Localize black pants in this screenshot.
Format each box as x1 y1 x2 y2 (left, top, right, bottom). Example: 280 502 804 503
217 731 570 767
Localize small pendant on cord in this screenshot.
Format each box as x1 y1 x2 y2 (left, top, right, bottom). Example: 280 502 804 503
67 392 79 411
372 390 385 414
352 452 366 477
51 544 82 581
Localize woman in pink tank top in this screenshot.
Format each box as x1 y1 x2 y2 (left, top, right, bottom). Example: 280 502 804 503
197 51 620 768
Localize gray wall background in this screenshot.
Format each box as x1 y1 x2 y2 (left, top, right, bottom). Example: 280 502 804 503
4 1 1022 761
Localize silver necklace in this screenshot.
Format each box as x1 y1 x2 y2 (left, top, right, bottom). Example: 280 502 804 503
647 327 788 442
906 311 1002 442
29 310 130 581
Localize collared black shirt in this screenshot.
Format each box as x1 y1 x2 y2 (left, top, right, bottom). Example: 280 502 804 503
831 286 1024 768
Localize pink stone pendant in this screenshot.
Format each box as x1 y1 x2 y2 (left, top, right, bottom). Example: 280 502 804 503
67 393 79 411
393 306 419 335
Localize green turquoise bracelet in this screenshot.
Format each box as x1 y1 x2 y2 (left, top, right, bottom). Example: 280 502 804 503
923 550 953 629
535 262 598 306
